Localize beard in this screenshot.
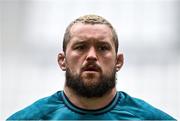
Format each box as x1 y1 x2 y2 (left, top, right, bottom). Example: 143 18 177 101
65 67 116 98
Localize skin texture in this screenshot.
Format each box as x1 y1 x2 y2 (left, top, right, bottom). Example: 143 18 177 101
58 23 124 109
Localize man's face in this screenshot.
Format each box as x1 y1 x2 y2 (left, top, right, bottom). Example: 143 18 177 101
59 23 123 97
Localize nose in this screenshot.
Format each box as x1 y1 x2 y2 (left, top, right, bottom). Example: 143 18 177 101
86 47 97 62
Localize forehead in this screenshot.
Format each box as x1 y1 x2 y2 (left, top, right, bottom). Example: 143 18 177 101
70 23 113 42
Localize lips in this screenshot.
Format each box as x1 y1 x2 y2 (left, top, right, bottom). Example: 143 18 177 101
82 65 101 72
84 67 98 71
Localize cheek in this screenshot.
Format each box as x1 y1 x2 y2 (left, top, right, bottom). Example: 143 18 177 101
66 52 84 73
101 54 116 71
104 52 116 63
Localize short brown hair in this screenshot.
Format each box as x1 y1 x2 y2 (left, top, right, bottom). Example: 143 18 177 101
63 14 119 53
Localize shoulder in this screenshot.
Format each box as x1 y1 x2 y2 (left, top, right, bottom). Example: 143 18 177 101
116 91 175 120
7 91 65 120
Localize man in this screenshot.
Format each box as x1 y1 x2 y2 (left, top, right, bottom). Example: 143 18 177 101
7 14 175 120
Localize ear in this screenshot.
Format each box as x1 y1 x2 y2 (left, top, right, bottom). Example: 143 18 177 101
115 53 124 72
58 53 66 71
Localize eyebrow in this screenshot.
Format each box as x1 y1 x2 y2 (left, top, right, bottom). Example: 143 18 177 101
72 40 87 45
74 39 111 44
96 41 111 45
71 37 113 48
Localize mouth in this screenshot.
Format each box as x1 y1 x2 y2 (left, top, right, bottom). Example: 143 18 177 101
84 68 98 72
82 65 101 72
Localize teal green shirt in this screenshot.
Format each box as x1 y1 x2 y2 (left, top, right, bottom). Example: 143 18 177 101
7 91 175 120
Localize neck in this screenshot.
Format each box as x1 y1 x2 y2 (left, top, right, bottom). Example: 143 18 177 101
64 86 117 110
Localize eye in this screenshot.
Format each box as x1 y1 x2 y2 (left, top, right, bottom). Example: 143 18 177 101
98 45 110 51
74 44 86 50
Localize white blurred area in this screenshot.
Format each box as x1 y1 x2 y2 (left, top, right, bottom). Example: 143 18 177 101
1 0 180 120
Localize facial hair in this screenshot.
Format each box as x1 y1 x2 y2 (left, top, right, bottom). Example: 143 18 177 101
65 67 116 98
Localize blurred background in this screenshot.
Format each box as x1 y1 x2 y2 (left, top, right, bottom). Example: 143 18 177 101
1 0 180 119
